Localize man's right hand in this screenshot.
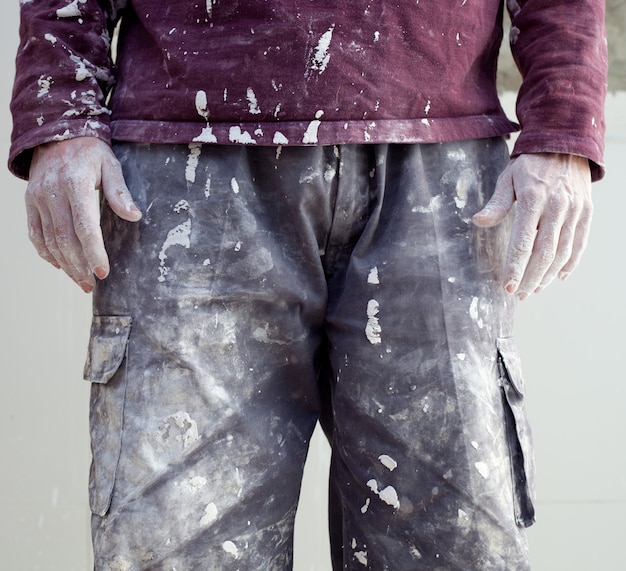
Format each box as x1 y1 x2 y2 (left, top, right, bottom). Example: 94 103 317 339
25 137 142 293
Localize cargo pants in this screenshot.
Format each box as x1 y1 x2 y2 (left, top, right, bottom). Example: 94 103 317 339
84 138 535 570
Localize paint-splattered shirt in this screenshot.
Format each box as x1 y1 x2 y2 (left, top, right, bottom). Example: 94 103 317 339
9 0 607 180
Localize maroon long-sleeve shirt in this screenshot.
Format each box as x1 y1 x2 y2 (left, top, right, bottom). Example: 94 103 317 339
9 0 607 181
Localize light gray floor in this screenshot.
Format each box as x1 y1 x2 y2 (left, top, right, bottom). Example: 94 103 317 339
1 4 624 569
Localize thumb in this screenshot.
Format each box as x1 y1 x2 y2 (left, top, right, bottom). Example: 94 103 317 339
101 151 142 222
472 166 515 228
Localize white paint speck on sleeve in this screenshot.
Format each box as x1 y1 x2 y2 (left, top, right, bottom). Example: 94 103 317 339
310 25 335 74
302 110 324 144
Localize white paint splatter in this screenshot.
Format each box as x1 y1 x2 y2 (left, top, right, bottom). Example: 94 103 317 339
367 266 380 285
469 297 479 320
252 324 287 345
454 169 473 209
367 479 400 509
37 75 53 98
186 475 208 490
273 131 289 145
424 99 431 114
373 31 380 43
231 178 240 194
174 200 190 213
200 502 218 525
108 555 132 571
246 88 261 115
164 411 199 448
195 90 209 119
222 541 239 558
205 0 216 18
379 454 398 471
354 551 368 566
303 110 324 144
411 194 442 214
192 90 218 143
456 353 466 361
193 125 218 143
475 462 490 479
229 126 257 144
185 144 202 184
52 129 71 141
69 54 92 81
360 498 370 513
310 25 335 73
158 219 192 282
44 34 58 45
365 299 382 345
299 167 317 184
324 165 336 182
56 0 85 19
471 440 479 449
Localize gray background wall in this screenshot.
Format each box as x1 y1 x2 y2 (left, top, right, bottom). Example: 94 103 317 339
1 2 624 570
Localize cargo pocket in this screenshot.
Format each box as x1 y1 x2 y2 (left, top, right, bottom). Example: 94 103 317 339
83 315 132 517
496 337 536 527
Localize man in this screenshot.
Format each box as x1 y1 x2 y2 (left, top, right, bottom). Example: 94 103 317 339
9 1 606 569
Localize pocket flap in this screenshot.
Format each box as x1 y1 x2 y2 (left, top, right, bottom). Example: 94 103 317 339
496 337 525 396
83 316 132 384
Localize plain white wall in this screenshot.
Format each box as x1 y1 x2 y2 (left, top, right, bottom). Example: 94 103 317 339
1 3 624 569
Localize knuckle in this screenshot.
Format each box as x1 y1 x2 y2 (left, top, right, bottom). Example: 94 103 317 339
547 191 568 212
517 186 543 206
53 231 73 252
536 248 556 268
73 219 97 243
29 231 46 250
510 235 534 258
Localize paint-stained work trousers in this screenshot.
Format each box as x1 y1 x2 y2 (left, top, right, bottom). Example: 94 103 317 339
84 139 535 570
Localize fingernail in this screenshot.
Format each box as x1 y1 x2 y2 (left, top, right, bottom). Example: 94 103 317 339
127 203 142 217
518 292 530 301
534 286 544 294
94 266 107 280
559 271 571 282
79 281 94 293
505 280 518 294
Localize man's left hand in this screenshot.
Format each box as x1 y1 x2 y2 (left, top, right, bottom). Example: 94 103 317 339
472 153 593 299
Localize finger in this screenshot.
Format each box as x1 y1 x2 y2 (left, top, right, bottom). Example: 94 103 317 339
534 216 576 292
46 189 96 292
472 166 514 227
502 193 543 294
559 199 593 281
33 194 74 274
66 174 110 280
101 152 142 222
25 198 61 269
517 212 564 294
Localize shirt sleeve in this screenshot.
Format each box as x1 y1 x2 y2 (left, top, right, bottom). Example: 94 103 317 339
9 0 124 180
507 0 608 181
